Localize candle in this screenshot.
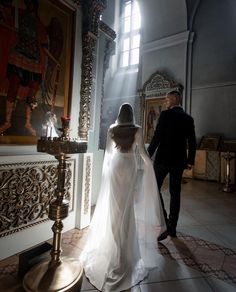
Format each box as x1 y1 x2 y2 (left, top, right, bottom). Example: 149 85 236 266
61 116 70 128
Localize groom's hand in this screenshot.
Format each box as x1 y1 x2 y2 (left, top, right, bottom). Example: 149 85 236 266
186 164 193 170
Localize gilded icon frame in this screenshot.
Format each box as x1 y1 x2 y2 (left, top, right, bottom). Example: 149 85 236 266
0 0 75 145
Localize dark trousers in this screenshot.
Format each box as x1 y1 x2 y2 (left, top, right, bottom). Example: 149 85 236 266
154 164 184 231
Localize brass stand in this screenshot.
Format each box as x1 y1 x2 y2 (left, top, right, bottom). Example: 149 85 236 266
222 151 234 193
23 117 87 291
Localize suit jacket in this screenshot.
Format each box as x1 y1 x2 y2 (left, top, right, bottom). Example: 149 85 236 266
147 106 197 168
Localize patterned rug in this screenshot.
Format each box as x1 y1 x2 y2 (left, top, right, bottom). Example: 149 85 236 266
158 232 236 286
0 229 236 290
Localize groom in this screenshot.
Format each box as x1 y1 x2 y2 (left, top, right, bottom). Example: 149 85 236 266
147 90 197 241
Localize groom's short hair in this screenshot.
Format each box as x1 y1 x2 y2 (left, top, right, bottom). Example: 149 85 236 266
167 90 182 104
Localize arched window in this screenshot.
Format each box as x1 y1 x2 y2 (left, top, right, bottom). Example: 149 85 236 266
119 0 141 68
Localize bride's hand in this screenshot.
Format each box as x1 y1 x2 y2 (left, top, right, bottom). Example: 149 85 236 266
143 156 152 167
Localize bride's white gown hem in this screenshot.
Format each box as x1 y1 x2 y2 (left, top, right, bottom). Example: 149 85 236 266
80 126 166 292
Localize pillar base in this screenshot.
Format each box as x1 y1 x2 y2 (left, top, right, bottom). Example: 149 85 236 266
23 257 83 292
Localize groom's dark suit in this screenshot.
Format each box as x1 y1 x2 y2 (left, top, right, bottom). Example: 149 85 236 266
148 106 196 235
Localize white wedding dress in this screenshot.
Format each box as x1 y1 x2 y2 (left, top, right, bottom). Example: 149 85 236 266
80 126 166 291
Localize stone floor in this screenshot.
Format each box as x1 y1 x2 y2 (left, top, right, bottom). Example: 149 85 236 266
0 179 236 291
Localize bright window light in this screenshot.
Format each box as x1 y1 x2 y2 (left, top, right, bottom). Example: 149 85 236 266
132 14 141 30
120 0 141 68
124 2 131 17
132 34 140 49
123 38 130 51
130 48 139 65
124 17 130 33
121 51 129 67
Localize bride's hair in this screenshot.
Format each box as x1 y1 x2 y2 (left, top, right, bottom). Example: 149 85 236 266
111 103 138 152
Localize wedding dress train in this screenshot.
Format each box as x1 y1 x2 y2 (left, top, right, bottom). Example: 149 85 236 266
80 126 166 291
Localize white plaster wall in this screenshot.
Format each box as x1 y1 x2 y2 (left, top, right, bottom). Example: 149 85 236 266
191 0 236 140
191 85 236 140
0 215 77 261
138 0 189 99
87 32 106 205
141 32 189 86
139 0 187 43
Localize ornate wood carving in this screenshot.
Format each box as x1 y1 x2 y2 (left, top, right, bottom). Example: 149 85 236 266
83 155 92 215
138 71 183 125
0 160 75 238
79 33 97 139
99 23 116 148
141 71 182 98
79 0 107 139
99 20 116 40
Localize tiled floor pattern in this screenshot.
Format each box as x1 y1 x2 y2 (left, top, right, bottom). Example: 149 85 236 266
158 232 236 286
0 179 236 291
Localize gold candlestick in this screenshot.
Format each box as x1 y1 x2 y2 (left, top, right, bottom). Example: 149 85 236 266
222 151 234 193
23 117 87 291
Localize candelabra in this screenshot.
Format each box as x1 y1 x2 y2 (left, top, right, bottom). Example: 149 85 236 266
222 151 234 193
23 117 87 292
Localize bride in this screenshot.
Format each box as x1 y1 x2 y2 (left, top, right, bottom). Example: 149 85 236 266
80 103 166 291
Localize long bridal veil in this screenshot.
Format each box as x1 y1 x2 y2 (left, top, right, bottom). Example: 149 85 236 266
80 126 166 292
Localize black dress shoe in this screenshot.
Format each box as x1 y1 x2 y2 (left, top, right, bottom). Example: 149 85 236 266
167 225 177 237
169 230 177 237
157 230 169 241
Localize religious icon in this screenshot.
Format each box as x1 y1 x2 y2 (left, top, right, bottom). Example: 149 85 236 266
144 98 166 143
0 0 74 144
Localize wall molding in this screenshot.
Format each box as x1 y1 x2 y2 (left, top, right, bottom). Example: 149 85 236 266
141 31 190 54
192 81 236 90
